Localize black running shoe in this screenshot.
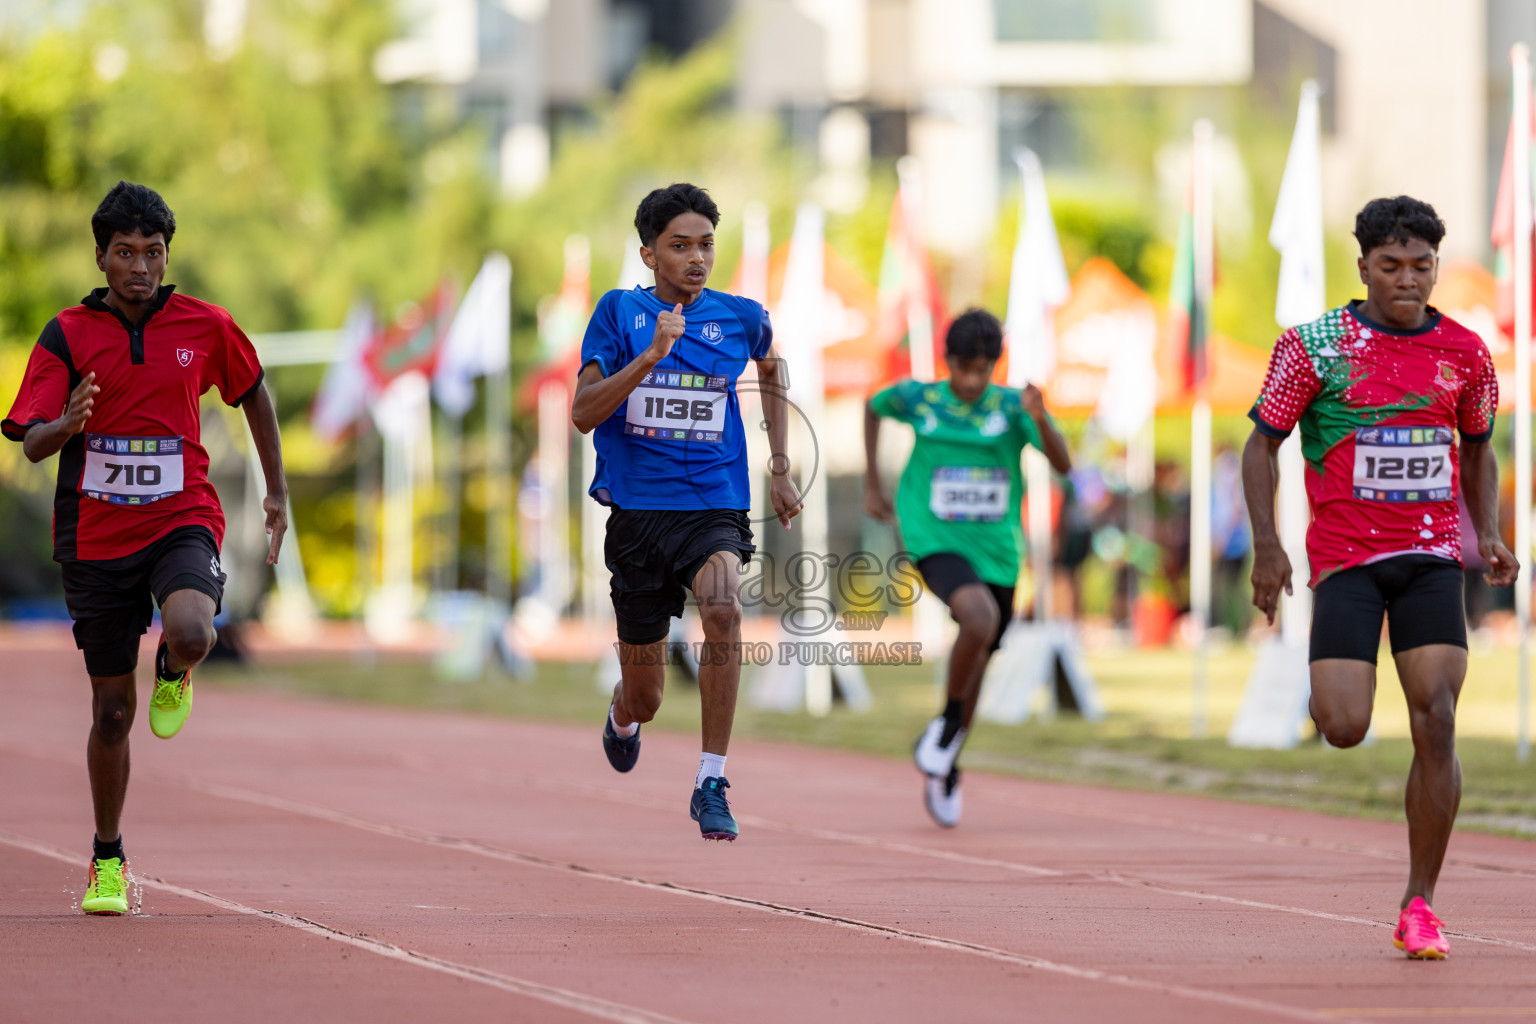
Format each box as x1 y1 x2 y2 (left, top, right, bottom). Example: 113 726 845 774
690 776 738 841
601 700 641 772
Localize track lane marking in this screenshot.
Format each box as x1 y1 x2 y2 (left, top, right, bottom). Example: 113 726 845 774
0 829 700 1024
7 742 1534 955
158 780 1340 1022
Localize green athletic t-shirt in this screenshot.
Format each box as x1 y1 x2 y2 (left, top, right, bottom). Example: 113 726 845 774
869 379 1046 586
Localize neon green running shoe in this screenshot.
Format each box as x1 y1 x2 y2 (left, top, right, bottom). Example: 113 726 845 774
148 668 193 739
82 857 128 915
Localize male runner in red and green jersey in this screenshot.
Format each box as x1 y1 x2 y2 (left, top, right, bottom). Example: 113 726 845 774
865 309 1071 827
1244 196 1517 958
2 181 288 914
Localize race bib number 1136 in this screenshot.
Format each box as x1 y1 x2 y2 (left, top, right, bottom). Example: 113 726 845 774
624 371 729 443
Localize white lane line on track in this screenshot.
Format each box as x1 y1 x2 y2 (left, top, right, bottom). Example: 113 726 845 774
191 775 1536 956
981 789 1536 879
171 780 1337 1022
0 829 699 1024
379 759 1536 952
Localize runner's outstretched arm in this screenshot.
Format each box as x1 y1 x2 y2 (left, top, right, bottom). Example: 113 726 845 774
1460 439 1519 587
754 345 803 527
242 382 289 566
1021 384 1071 473
863 402 892 522
571 303 684 433
21 372 97 463
1242 428 1291 625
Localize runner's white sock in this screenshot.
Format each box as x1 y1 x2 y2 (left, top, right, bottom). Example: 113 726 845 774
609 705 638 739
696 752 727 787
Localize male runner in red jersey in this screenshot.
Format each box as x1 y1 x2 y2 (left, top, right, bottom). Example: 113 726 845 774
1244 196 1518 958
2 181 287 914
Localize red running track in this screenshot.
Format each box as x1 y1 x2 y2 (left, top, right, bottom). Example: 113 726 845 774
4 647 1536 1023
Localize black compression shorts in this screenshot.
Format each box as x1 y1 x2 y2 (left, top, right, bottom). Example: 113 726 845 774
915 552 1015 654
604 508 755 646
61 524 226 676
1310 554 1466 664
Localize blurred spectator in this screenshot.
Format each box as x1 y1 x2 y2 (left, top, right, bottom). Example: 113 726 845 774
1211 444 1251 632
1153 460 1191 611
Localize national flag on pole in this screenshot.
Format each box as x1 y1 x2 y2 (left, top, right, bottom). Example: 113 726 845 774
519 235 593 408
1270 81 1326 328
1493 94 1536 336
1168 179 1208 391
310 299 377 443
730 201 770 305
1004 149 1070 388
433 253 512 418
365 279 455 389
877 158 947 382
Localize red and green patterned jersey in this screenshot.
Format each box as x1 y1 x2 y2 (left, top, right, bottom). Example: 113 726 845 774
1249 302 1497 586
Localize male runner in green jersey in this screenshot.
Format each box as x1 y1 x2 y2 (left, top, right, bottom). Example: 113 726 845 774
865 309 1071 825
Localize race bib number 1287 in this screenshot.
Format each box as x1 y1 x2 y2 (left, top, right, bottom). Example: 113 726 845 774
1351 425 1454 502
81 433 185 506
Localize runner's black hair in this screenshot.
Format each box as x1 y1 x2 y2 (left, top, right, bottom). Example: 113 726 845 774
92 181 176 250
634 183 719 248
1353 196 1444 255
944 308 1004 361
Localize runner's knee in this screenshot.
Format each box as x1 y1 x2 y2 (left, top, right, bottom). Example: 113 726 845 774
1409 694 1457 755
163 618 215 667
697 593 741 638
92 688 135 744
622 680 664 723
1312 704 1371 748
953 596 1000 646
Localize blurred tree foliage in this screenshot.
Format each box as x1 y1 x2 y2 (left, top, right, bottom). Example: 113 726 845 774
0 2 1376 616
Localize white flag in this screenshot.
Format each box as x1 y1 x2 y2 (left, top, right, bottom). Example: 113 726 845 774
1005 149 1071 387
310 299 375 443
1270 80 1325 328
433 252 512 418
617 242 649 291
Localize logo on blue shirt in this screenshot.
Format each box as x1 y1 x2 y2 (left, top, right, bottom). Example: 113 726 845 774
701 322 723 343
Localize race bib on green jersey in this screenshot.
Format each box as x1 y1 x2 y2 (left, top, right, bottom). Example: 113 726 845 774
625 371 729 443
929 466 1009 522
82 433 185 506
1351 426 1454 502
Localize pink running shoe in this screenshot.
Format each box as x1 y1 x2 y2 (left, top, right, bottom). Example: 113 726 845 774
1394 897 1449 959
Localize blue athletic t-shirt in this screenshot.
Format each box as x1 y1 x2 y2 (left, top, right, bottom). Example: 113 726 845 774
581 286 773 510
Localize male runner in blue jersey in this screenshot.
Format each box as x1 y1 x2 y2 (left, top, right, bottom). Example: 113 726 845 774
572 183 802 840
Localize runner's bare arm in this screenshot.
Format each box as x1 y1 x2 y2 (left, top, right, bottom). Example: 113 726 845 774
242 382 289 566
1242 428 1292 625
754 346 803 528
571 303 684 433
1021 384 1071 473
20 372 98 463
1460 438 1519 587
862 401 892 522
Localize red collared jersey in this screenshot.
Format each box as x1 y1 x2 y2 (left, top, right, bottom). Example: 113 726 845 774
1248 302 1497 586
2 285 264 561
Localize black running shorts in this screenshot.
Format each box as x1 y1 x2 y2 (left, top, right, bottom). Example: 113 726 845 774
915 552 1015 654
61 524 227 676
1309 554 1466 664
605 508 755 646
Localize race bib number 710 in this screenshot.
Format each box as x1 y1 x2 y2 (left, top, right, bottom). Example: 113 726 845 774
81 433 185 506
1351 425 1454 502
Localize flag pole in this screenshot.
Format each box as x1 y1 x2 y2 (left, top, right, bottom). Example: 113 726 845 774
1190 119 1215 739
1513 43 1532 762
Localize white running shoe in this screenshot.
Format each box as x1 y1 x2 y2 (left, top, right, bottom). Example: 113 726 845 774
913 715 965 777
924 768 962 828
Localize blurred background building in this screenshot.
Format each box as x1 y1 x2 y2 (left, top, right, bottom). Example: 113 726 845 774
349 0 1529 262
